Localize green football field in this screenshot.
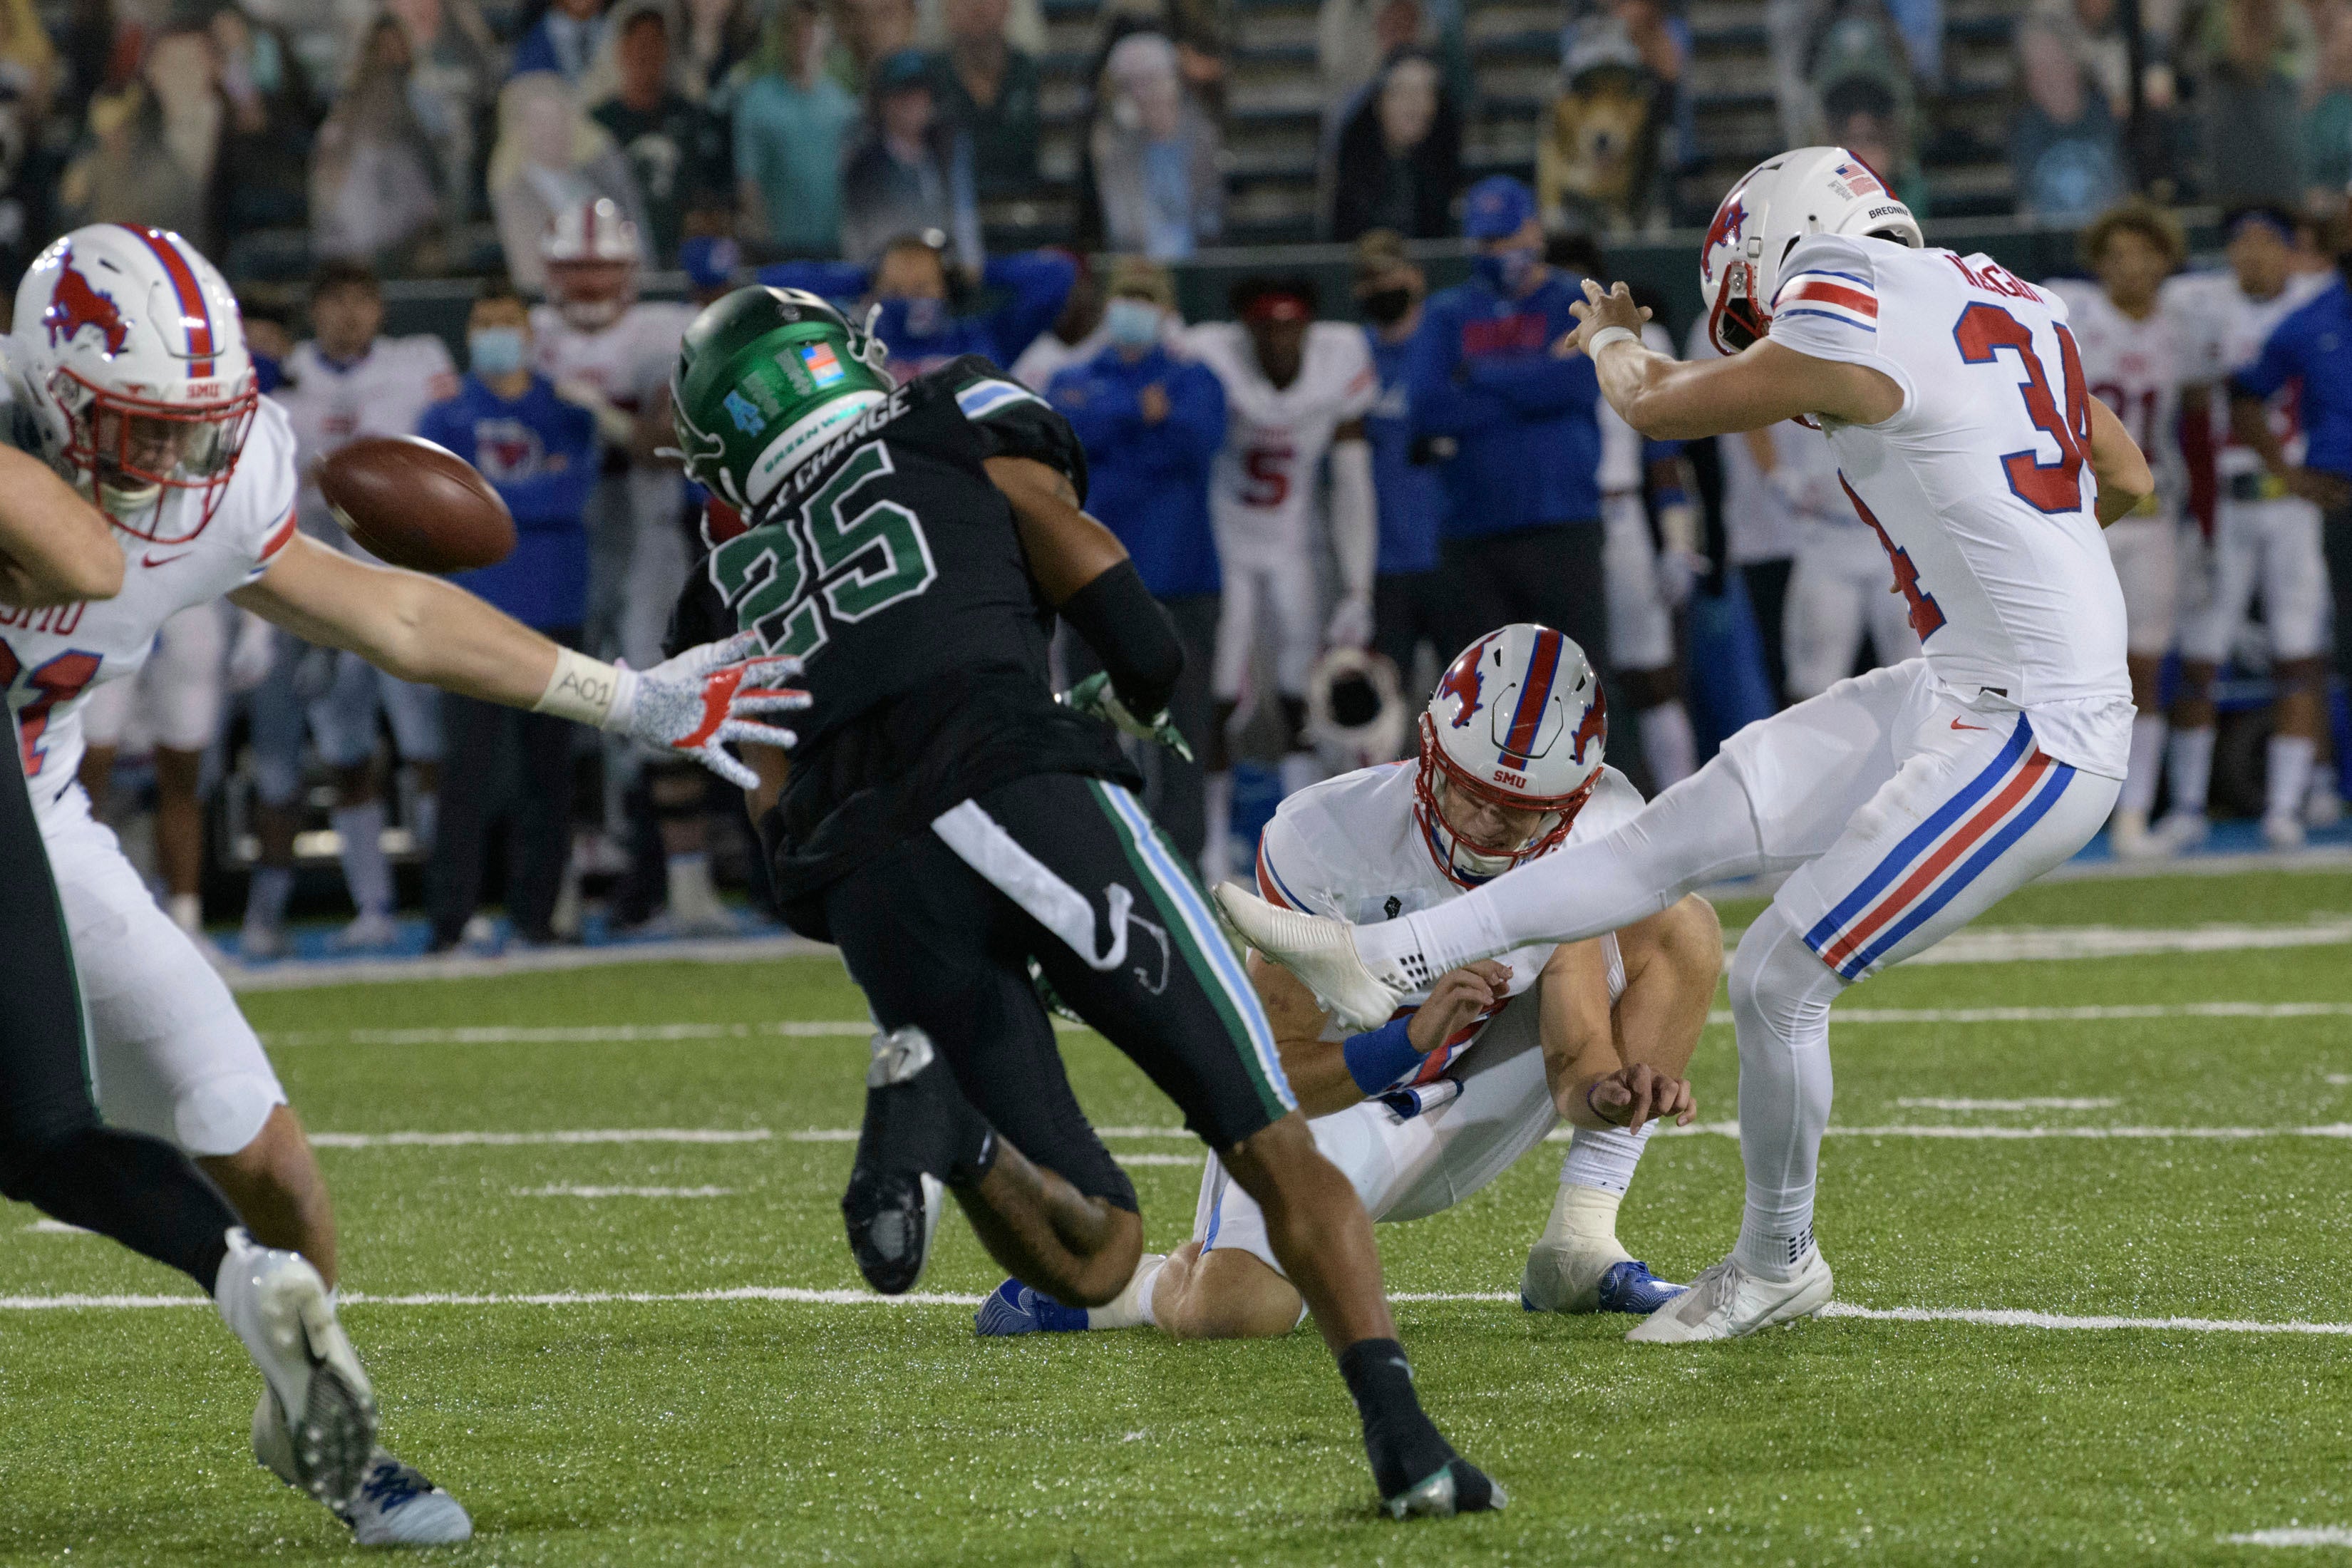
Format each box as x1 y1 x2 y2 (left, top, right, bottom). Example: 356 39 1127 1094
4 868 2351 1565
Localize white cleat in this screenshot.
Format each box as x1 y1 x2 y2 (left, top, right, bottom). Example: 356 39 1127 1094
214 1229 377 1505
1211 884 1405 1032
2263 813 2306 851
2154 810 2209 854
2106 807 2168 862
1624 1248 1835 1343
256 1393 473 1546
329 912 403 952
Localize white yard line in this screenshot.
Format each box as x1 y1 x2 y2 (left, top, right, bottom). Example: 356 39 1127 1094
1539 1122 2352 1142
1114 1153 1204 1167
2222 1527 2352 1547
1896 1097 2120 1110
6 1288 2352 1339
512 1185 737 1198
310 1128 773 1148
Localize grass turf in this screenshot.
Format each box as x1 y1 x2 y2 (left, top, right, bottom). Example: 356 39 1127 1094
1 869 2349 1564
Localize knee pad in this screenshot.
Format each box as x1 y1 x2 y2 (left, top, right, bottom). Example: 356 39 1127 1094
172 1073 284 1159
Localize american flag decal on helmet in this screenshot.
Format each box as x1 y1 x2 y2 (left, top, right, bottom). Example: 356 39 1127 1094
1832 160 1884 199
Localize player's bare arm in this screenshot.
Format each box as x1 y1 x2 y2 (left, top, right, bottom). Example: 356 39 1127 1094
1562 279 1904 438
0 444 123 607
2085 393 2157 525
2227 386 2349 508
1247 951 1510 1118
231 532 804 787
1534 922 1696 1135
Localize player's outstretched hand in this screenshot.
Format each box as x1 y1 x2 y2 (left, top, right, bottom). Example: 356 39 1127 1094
1406 959 1512 1053
1556 279 1653 359
1061 671 1194 762
1583 1063 1696 1133
611 631 810 790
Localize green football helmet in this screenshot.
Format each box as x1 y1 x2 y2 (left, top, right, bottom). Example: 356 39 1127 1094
671 286 894 514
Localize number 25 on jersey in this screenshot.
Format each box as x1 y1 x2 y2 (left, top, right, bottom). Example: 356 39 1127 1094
709 442 939 661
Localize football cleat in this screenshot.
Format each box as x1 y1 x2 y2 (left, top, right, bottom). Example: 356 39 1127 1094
1520 1244 1686 1315
1594 1260 1687 1315
1624 1248 1834 1343
2154 810 2209 854
328 912 402 953
974 1279 1091 1336
1383 1458 1507 1520
842 1028 960 1294
256 1393 473 1545
2106 806 2167 862
1212 884 1405 1033
214 1229 377 1505
2263 813 2306 851
843 1167 944 1296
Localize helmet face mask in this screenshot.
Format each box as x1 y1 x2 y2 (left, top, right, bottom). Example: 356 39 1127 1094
74 376 257 523
1413 625 1606 887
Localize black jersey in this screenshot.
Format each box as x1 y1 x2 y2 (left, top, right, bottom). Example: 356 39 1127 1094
691 355 1137 932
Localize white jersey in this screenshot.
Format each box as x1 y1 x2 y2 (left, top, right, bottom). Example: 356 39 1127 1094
530 301 696 423
1597 322 1677 492
2 398 300 813
274 335 458 539
2163 267 2330 479
1188 321 1378 564
1765 235 2132 777
1687 316 1805 562
1254 757 1646 1090
2041 280 2182 513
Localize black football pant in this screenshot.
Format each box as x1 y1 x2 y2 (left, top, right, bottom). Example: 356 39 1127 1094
825 773 1296 1211
1375 569 1448 710
0 724 237 1291
1436 520 1610 685
432 626 581 946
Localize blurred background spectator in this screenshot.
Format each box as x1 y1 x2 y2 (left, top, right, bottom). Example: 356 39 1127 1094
1331 49 1458 240
310 15 441 267
62 24 229 253
926 0 1038 198
489 69 646 288
1088 29 1220 259
762 237 1072 378
838 46 977 266
731 0 855 255
2192 0 2308 207
2012 8 2127 219
2307 6 2352 205
830 0 917 93
385 0 500 232
1542 0 1686 233
1349 228 1447 708
512 0 607 84
1044 255 1224 858
588 1 728 264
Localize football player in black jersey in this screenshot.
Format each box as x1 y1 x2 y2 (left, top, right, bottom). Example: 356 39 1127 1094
670 287 1502 1520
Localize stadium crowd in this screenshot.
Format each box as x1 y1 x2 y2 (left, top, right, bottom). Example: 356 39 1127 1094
7 0 2351 953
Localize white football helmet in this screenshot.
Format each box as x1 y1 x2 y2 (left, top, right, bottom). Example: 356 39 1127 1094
1415 624 1606 886
1304 646 1409 773
6 224 257 541
1698 145 1923 356
542 197 644 331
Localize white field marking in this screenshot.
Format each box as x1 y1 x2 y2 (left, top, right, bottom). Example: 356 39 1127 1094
6 1289 2352 1339
1538 1122 2352 1142
222 934 836 994
24 1219 90 1234
1895 1097 2121 1110
309 1128 773 1148
2329 1074 2352 1086
2222 1527 2352 1547
1701 1001 2352 1026
1115 1152 1204 1167
512 1185 736 1199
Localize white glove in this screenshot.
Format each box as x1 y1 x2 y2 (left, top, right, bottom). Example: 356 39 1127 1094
225 610 278 693
602 631 811 790
1325 594 1373 649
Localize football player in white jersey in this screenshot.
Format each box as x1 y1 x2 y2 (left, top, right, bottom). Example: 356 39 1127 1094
242 259 460 954
2160 207 2335 850
531 197 728 928
976 626 1720 1339
1187 276 1379 881
1595 316 1702 789
1217 148 2152 1343
2041 202 2189 858
3 223 801 1540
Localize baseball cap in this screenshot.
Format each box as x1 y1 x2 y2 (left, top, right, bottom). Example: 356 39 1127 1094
1463 176 1537 242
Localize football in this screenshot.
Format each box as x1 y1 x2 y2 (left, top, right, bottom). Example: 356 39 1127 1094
317 435 515 574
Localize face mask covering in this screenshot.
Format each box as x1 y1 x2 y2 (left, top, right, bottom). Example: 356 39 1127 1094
1359 286 1413 326
1103 297 1162 348
1474 247 1539 296
468 326 526 378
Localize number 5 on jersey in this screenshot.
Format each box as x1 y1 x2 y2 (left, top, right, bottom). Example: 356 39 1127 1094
710 442 939 661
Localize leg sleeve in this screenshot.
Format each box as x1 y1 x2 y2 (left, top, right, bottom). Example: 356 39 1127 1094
1268 549 1321 698
1210 563 1260 702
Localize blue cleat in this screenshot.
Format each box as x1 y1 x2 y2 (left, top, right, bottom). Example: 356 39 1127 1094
974 1279 1092 1336
1594 1260 1686 1314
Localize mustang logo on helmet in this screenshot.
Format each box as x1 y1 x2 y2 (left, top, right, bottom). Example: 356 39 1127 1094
1436 641 1487 727
1701 197 1746 284
1570 690 1607 764
43 259 130 356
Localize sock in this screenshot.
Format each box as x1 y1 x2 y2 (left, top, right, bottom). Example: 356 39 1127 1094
331 803 391 918
1639 700 1697 789
411 790 438 852
2120 712 2167 817
1338 1338 1454 1498
166 891 202 935
1559 1122 1655 1198
1358 758 1765 982
1202 771 1233 884
1279 750 1321 798
1728 904 1843 1283
665 850 718 913
2267 733 2316 822
1087 1252 1167 1329
2167 725 2215 817
244 865 294 932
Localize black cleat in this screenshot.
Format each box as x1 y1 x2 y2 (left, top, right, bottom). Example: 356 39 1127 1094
842 1166 944 1294
841 1028 966 1294
1383 1458 1507 1520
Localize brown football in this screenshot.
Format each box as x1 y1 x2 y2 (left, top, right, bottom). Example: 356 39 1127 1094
317 435 515 574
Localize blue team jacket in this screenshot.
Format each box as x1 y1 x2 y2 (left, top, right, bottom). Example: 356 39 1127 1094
758 252 1076 380
416 376 597 630
1366 327 1446 575
2234 272 2352 479
1046 343 1227 599
1406 269 1603 539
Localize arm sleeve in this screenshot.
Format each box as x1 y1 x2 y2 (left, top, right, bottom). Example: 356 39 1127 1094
980 250 1078 368
1763 234 1917 415
1058 559 1182 716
